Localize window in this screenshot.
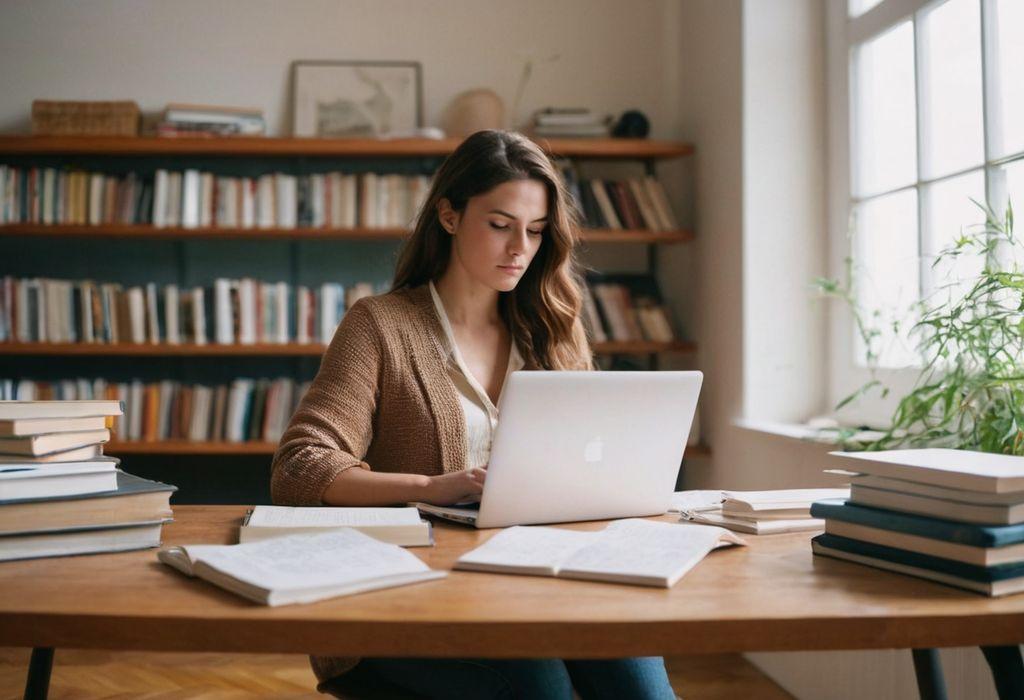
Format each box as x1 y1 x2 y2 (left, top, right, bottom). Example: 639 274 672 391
827 0 1024 424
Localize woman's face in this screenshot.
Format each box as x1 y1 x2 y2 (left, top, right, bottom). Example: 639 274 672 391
439 179 548 293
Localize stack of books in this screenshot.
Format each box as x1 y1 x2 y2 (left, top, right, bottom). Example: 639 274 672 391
0 400 176 561
531 108 610 138
811 449 1024 596
156 103 266 137
682 488 850 534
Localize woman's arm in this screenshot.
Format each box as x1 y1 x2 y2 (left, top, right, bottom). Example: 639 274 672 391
321 466 486 506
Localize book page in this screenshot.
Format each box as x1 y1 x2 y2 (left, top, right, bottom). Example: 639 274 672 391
455 525 596 574
246 505 422 527
668 490 723 514
172 528 433 592
559 519 745 586
722 489 850 510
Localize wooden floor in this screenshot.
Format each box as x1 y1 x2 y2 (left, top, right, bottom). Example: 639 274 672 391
0 648 794 699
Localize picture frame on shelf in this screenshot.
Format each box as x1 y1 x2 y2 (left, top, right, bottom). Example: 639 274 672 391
290 60 423 139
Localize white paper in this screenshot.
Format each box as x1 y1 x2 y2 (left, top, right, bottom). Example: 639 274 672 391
455 526 595 572
246 505 422 528
559 519 744 585
722 488 850 510
668 490 724 514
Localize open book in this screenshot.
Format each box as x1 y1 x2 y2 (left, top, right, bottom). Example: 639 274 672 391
240 506 433 547
158 529 446 606
454 519 745 588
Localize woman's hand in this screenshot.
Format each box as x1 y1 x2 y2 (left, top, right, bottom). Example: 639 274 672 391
422 466 486 505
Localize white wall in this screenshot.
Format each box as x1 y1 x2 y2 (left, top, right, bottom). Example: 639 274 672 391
0 0 679 137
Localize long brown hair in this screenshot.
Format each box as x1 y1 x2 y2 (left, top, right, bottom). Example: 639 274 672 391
392 130 592 370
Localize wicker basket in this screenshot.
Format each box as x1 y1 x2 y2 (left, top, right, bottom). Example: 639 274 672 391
31 100 140 136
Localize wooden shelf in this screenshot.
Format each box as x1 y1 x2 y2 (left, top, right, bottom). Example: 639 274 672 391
105 440 277 455
594 340 697 354
0 135 694 159
0 224 695 244
104 440 711 458
0 340 697 357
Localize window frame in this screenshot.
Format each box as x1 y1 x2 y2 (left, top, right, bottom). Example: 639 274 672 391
826 0 1021 426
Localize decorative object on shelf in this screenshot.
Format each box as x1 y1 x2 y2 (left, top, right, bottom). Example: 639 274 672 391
156 103 266 137
291 60 423 138
441 89 505 138
611 110 650 138
531 108 611 138
510 50 561 129
31 100 140 137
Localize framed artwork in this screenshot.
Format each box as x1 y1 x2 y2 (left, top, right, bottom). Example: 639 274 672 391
291 60 423 138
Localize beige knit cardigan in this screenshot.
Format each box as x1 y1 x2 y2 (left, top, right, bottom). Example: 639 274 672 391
270 284 589 689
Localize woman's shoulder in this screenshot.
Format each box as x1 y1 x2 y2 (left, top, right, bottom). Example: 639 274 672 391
348 285 431 332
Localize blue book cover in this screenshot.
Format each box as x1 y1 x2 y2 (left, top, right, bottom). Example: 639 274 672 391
812 533 1024 583
810 499 1024 548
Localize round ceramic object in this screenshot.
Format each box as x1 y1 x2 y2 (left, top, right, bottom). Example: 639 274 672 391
442 89 506 137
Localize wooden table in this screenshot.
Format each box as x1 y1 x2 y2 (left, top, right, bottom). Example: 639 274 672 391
2 506 1023 698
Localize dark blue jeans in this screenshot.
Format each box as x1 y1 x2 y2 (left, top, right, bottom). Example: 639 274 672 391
358 656 677 699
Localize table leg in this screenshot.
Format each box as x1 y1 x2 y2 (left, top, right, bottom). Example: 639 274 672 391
23 647 54 700
911 648 948 700
980 645 1024 700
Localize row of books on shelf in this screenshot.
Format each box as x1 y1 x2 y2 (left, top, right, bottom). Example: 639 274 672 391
0 165 432 229
0 275 682 347
812 449 1024 597
0 276 382 345
0 399 176 562
2 377 309 445
582 276 678 343
558 166 680 231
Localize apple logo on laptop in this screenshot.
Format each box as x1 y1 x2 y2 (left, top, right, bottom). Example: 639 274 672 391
584 436 604 463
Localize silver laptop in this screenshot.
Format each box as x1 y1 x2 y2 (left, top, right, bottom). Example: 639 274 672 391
415 370 703 528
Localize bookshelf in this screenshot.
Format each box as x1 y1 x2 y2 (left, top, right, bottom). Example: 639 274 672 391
0 340 698 357
0 223 695 244
1 135 706 495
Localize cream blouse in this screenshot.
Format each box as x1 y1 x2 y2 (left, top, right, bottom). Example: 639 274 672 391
428 281 524 468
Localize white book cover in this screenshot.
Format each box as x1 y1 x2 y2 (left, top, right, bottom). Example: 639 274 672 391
238 278 257 345
127 287 146 345
157 380 175 440
166 171 182 228
181 169 201 229
310 174 325 227
276 174 297 228
242 177 256 228
833 449 1024 494
191 287 208 345
213 279 234 345
257 175 275 228
152 170 169 228
164 285 180 344
341 174 357 228
88 173 103 226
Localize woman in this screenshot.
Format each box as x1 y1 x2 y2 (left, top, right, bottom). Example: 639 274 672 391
271 130 676 700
